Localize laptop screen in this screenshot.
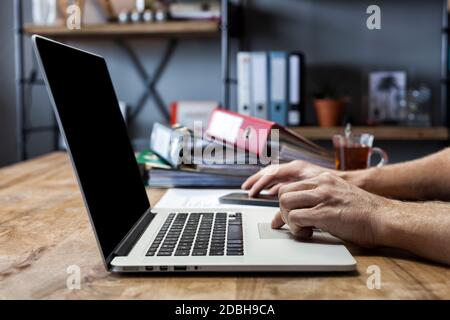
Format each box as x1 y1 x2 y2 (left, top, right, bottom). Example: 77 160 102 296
34 36 151 262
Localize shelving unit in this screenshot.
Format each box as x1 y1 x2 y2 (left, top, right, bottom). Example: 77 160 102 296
14 0 449 161
14 0 239 161
220 0 450 146
291 126 449 141
23 20 220 37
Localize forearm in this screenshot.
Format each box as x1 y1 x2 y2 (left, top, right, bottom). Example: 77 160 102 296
376 200 450 266
340 148 450 201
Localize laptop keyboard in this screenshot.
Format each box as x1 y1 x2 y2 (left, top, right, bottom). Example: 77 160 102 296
146 212 244 257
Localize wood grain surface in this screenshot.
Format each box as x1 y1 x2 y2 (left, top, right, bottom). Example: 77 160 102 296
291 126 449 141
23 20 220 38
1 153 449 300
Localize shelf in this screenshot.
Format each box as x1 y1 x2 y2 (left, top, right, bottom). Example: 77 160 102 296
291 126 449 141
23 21 220 38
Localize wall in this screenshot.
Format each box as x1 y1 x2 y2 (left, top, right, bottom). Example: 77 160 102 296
0 0 447 167
245 0 445 125
0 0 18 166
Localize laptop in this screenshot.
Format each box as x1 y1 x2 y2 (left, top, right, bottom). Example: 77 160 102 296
33 35 356 273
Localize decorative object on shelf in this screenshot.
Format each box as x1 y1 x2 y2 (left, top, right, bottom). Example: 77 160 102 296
136 0 153 13
95 0 116 21
142 9 155 22
109 0 136 16
405 84 432 127
130 9 141 23
112 0 170 24
170 1 221 20
313 85 345 128
32 0 59 26
154 1 170 22
117 10 130 23
368 71 407 125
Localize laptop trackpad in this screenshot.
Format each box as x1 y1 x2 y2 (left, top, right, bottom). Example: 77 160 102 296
258 223 292 240
258 223 343 245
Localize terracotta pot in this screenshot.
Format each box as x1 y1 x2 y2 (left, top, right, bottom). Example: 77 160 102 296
314 99 345 127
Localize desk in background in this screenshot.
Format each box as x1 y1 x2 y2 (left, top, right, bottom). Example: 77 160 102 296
0 153 449 299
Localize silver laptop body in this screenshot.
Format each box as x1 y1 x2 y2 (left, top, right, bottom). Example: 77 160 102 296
33 35 356 273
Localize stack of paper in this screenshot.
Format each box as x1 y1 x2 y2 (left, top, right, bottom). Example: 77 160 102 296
147 169 248 188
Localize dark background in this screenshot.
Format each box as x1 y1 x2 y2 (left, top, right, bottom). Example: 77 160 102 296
0 0 447 166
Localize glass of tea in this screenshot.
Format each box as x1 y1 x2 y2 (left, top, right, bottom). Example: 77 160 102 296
333 134 388 171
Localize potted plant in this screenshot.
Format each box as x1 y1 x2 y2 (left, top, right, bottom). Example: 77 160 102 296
313 85 345 127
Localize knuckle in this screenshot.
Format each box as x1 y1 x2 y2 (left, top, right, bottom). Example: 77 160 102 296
278 184 289 197
317 185 332 200
320 171 332 179
288 210 301 224
279 192 290 208
320 171 336 184
262 166 276 177
295 160 307 170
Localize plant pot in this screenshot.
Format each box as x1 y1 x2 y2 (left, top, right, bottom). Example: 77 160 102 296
314 99 345 127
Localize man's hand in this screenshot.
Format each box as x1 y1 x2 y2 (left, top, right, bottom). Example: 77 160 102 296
274 172 391 248
242 160 336 198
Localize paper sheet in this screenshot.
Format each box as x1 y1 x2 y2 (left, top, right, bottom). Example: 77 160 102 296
154 189 272 209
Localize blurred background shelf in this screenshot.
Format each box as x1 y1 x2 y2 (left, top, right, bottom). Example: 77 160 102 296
292 126 450 141
8 0 449 165
23 21 220 38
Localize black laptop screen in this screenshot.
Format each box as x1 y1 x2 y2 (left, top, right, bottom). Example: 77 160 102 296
34 37 150 261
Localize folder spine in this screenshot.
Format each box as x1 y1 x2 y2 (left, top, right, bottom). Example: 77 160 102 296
288 52 306 127
237 52 252 117
269 52 288 126
250 52 269 120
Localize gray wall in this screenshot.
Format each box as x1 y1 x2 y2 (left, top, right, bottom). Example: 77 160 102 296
245 0 445 125
0 0 18 166
0 0 447 167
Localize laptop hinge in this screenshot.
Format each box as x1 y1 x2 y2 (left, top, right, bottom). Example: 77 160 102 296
106 208 156 266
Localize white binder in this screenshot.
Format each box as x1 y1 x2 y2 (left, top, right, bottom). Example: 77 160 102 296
237 52 252 116
250 52 269 119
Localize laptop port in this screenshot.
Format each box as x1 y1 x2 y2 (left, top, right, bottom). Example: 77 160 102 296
174 266 187 271
122 266 139 272
159 266 168 271
145 266 154 271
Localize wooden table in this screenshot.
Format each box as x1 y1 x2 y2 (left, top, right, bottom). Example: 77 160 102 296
1 153 449 300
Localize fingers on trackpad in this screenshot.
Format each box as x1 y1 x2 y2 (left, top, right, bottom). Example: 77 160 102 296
257 223 341 245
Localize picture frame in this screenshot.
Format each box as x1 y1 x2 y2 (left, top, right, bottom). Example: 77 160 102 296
368 71 407 124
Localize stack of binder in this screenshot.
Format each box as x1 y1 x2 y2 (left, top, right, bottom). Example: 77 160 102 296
141 109 333 188
137 124 262 188
206 109 334 168
237 51 305 127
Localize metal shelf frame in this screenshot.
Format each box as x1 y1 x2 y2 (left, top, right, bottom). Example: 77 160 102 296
15 0 446 162
221 0 244 110
14 0 240 161
220 0 449 145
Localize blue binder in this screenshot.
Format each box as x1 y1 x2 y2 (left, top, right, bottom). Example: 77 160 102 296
269 52 288 126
